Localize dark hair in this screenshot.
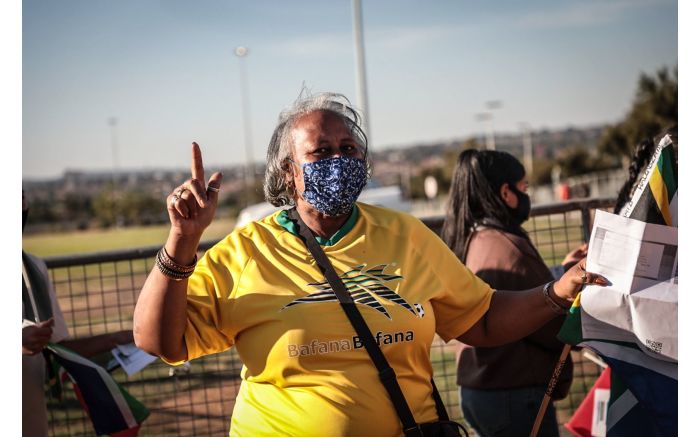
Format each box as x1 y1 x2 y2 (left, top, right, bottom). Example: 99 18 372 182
441 149 526 263
613 125 678 214
613 138 655 214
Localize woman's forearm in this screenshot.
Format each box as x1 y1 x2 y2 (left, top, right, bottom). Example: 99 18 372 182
458 259 605 347
133 231 200 362
133 267 189 362
457 285 562 347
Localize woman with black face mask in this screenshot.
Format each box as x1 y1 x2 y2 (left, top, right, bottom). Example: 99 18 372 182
441 150 585 437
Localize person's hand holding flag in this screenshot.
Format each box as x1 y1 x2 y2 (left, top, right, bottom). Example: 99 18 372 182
22 318 54 355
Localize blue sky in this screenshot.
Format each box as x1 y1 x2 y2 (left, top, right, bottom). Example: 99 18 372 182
21 0 677 179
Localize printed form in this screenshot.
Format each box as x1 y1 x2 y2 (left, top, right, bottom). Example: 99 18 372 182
581 210 677 362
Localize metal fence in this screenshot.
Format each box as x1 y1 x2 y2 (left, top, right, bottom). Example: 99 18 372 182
44 198 616 437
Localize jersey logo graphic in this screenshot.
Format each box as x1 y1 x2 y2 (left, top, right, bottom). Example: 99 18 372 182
281 264 417 319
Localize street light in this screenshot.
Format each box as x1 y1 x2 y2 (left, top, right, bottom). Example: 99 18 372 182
484 100 502 150
475 112 493 150
519 122 534 178
107 116 120 227
234 46 255 207
485 100 502 111
351 0 371 144
108 116 119 185
474 100 502 151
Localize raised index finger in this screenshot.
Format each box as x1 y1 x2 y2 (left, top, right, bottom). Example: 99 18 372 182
191 142 205 182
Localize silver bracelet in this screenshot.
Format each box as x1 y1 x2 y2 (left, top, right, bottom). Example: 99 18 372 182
542 280 568 315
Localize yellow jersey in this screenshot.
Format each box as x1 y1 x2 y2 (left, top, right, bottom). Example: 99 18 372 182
170 202 493 436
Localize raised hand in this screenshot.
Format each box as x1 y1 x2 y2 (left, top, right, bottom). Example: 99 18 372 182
167 142 223 238
561 243 588 271
22 319 54 355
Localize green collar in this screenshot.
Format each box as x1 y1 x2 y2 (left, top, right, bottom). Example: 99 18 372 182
276 205 359 246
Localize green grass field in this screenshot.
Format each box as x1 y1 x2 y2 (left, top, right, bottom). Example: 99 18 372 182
23 211 587 261
22 218 239 257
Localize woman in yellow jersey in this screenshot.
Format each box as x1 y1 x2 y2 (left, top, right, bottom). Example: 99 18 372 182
133 92 606 437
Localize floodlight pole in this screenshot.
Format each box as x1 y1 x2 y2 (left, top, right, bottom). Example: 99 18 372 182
484 100 502 151
475 112 493 150
352 0 371 144
108 116 120 227
235 46 254 207
520 122 534 177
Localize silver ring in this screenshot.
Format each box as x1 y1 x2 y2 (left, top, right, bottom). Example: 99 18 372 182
170 195 179 207
581 272 587 283
206 185 220 193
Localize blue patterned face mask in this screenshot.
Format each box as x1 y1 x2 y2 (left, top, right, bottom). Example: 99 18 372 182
292 156 368 216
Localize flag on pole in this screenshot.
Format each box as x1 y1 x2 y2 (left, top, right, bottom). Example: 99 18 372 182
46 343 150 436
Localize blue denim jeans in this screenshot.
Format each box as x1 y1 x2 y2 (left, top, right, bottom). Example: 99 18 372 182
460 386 559 437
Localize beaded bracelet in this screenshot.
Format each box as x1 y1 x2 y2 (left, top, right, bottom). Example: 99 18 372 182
155 261 192 281
155 247 197 281
542 280 568 315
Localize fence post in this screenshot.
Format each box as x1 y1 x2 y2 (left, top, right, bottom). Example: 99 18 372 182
580 207 593 243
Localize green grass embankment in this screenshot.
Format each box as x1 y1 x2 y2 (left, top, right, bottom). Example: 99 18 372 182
22 218 238 257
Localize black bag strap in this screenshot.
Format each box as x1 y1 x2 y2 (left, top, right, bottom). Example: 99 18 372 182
289 208 452 436
430 379 450 422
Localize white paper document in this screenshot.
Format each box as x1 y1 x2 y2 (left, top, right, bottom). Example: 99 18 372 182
111 342 158 376
581 210 677 362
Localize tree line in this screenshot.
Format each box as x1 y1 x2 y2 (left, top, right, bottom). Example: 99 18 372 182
406 66 677 199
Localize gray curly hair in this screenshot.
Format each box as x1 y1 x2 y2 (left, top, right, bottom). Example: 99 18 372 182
263 91 372 207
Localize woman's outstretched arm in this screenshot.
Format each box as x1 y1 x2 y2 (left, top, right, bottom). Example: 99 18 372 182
458 259 607 347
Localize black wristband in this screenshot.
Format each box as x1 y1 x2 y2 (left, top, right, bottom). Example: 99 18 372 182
542 280 568 315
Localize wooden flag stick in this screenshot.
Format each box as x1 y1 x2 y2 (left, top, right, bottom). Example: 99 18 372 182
529 343 572 437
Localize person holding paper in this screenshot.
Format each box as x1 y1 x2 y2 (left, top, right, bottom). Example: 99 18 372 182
133 91 604 437
441 149 587 437
22 192 133 437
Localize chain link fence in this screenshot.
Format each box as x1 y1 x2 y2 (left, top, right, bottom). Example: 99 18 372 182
44 198 615 436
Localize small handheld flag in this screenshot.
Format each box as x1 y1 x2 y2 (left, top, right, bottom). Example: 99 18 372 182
46 343 150 436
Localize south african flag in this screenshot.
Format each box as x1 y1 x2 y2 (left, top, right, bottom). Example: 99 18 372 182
559 132 678 435
558 295 677 436
46 343 150 436
621 134 677 226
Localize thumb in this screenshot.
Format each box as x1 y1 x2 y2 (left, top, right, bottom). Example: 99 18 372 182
206 172 223 203
38 318 54 328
